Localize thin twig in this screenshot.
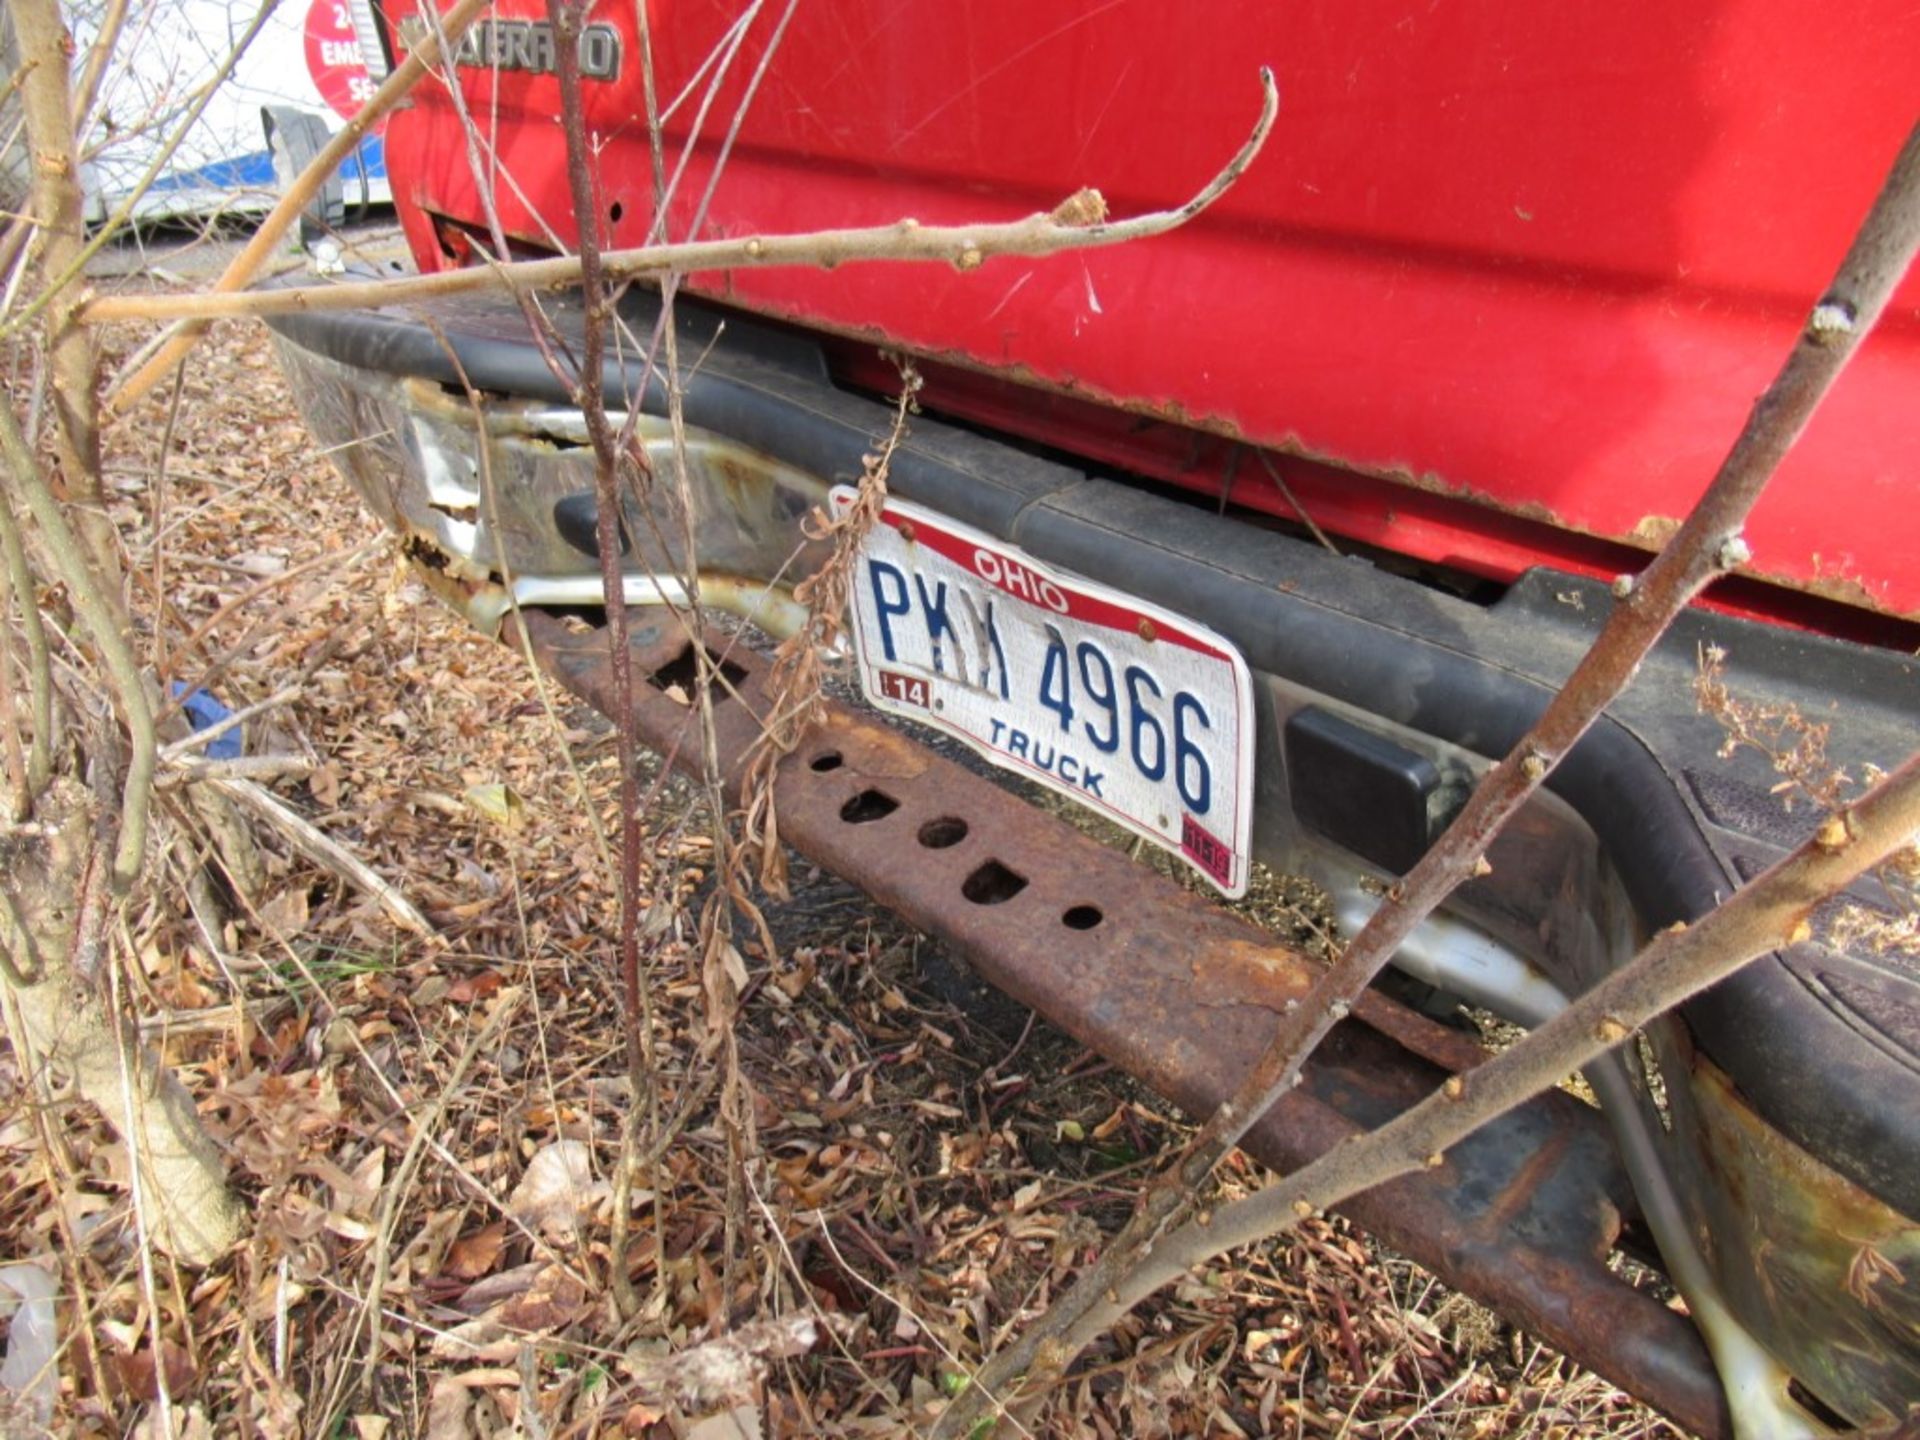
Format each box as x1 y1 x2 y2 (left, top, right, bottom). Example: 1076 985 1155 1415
148 361 190 675
158 686 300 760
207 776 435 940
158 754 312 788
1255 450 1339 555
155 540 377 701
610 0 679 1323
68 0 133 134
546 0 648 1118
1052 751 1920 1356
354 990 520 1409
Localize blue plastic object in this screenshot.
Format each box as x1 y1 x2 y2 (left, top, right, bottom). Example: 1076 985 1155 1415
170 683 243 761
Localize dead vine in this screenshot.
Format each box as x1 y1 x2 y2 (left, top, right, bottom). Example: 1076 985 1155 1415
737 360 922 900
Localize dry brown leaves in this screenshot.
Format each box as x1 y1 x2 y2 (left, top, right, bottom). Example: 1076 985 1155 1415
0 259 1675 1438
1696 644 1920 961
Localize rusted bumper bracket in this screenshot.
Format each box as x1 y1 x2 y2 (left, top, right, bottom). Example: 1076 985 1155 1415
520 607 1731 1438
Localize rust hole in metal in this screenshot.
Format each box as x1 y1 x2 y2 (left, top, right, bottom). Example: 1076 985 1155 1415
808 751 844 773
918 816 968 849
647 643 747 702
840 789 900 824
404 534 452 572
961 859 1028 905
1062 904 1104 930
428 499 480 525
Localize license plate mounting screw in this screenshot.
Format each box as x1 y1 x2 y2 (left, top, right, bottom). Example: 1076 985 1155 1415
1137 617 1157 642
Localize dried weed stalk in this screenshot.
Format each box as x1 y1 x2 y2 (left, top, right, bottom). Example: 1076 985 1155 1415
1697 644 1920 960
1694 644 1849 811
738 361 922 899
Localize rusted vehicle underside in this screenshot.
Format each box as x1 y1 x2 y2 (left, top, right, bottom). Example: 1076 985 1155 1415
267 282 1920 1436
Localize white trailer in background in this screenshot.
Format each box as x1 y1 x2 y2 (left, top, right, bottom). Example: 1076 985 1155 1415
72 0 389 233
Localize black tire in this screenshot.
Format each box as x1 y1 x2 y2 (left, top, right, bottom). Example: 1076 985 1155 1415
260 106 344 249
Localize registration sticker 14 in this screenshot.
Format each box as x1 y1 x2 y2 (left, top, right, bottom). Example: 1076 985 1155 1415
833 486 1256 897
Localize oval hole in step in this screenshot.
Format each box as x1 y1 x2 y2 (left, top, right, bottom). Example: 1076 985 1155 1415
962 860 1028 905
840 789 899 824
918 816 968 849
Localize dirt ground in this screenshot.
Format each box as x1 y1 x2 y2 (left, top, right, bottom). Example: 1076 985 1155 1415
1 245 1684 1437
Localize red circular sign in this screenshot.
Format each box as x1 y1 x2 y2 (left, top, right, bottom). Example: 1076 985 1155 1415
304 0 380 122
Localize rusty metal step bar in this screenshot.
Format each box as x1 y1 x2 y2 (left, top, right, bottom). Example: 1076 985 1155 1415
518 607 1729 1438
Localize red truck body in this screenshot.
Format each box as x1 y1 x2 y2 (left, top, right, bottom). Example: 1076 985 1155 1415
381 0 1920 636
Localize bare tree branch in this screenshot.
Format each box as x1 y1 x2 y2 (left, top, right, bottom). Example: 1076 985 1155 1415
68 0 132 134
2 0 285 341
0 482 51 799
1048 749 1920 1362
81 67 1281 327
0 400 152 888
209 775 435 941
544 0 647 1091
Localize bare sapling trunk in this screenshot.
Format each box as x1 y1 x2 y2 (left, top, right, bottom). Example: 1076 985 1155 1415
10 0 111 579
935 117 1920 1437
0 782 243 1267
539 0 665 1319
0 0 242 1267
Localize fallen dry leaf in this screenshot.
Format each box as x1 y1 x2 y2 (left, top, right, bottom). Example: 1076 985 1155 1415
686 1405 762 1440
623 1316 822 1414
445 970 505 1005
508 1140 608 1239
463 782 525 830
425 1376 471 1440
257 885 310 938
444 1221 508 1280
114 1339 198 1403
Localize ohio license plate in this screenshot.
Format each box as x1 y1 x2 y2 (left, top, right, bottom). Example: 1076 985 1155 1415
833 487 1254 896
